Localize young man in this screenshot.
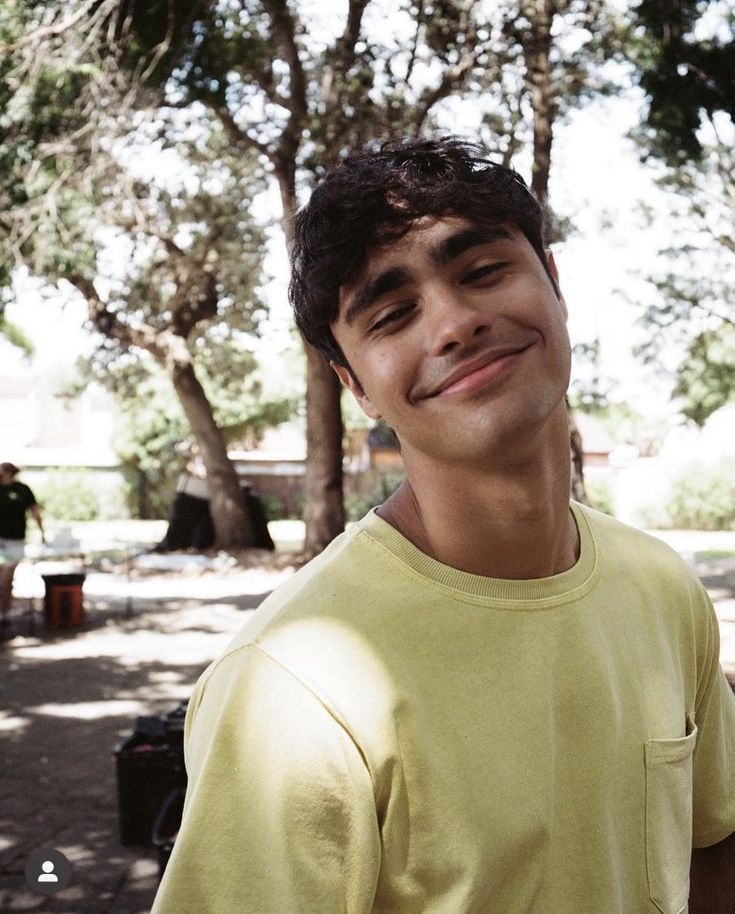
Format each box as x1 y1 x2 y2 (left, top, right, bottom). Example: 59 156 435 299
152 139 735 914
0 462 45 624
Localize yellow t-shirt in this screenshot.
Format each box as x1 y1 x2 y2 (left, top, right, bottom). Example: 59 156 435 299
152 503 735 914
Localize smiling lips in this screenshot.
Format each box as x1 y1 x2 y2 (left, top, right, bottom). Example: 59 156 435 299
428 344 533 398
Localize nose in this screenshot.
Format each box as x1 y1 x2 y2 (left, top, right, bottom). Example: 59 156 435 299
425 289 491 357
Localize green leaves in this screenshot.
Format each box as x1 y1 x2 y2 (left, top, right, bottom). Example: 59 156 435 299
673 326 735 427
630 0 735 165
0 313 34 353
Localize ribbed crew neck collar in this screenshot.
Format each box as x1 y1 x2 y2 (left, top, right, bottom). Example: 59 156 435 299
355 501 599 607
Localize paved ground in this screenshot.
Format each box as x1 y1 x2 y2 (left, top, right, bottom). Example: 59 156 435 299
1 527 734 914
0 540 297 914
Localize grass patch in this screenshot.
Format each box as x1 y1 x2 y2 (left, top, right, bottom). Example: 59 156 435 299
694 550 735 560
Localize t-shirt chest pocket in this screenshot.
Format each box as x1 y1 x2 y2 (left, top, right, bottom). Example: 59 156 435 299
644 713 698 914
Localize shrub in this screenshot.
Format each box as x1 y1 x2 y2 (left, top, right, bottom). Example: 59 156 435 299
261 494 285 522
585 476 615 516
663 459 735 530
33 472 100 522
345 472 404 522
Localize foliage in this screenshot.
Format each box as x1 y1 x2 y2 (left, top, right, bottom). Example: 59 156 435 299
85 355 297 518
671 324 735 426
261 494 285 522
345 471 404 522
633 120 735 426
32 470 128 522
1 0 633 544
110 370 189 518
627 1 735 426
661 458 735 531
0 1 300 545
0 312 33 353
629 0 735 166
585 475 615 516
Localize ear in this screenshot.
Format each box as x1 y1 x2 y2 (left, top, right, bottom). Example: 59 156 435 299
330 361 382 420
545 251 568 319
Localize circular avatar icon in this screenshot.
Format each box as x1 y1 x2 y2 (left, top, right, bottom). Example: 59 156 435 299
24 847 72 895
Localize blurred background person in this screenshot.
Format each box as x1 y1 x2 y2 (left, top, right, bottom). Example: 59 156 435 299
0 462 45 625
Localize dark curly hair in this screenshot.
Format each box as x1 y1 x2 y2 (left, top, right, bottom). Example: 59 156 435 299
289 137 550 367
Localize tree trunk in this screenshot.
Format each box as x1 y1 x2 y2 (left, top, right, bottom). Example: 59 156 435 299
523 0 588 503
169 358 256 549
302 344 345 558
278 175 346 557
522 0 555 203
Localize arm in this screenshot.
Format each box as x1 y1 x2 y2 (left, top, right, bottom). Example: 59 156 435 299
29 503 45 544
151 644 380 914
690 830 735 914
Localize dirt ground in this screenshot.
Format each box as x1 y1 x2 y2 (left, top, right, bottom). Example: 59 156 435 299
1 542 734 914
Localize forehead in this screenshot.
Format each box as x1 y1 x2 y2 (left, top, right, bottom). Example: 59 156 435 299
371 215 519 262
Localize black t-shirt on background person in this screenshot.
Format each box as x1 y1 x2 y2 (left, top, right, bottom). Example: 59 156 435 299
0 482 37 540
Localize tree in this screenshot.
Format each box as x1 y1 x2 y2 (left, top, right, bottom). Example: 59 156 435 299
627 0 735 425
498 0 628 501
121 0 631 541
631 0 735 166
89 357 296 518
0 4 287 546
111 0 504 555
3 0 628 549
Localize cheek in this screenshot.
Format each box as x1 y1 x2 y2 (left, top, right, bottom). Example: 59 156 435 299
360 347 413 398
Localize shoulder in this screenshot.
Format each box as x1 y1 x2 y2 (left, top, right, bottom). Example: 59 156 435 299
193 520 401 734
577 502 696 578
206 520 374 662
15 482 36 503
577 502 714 630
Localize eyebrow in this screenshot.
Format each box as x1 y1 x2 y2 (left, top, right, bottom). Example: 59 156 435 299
344 266 414 325
430 225 514 266
343 225 514 325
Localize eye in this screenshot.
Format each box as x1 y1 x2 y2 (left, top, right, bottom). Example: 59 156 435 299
368 304 415 333
461 262 507 285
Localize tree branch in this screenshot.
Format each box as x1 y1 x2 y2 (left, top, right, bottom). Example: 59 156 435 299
405 0 424 85
415 48 482 127
66 273 161 353
171 269 219 337
0 0 116 53
340 0 371 69
260 0 307 184
136 0 177 86
260 0 307 121
206 102 272 157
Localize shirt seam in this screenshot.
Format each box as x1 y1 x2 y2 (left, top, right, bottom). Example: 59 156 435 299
214 640 378 793
354 528 601 610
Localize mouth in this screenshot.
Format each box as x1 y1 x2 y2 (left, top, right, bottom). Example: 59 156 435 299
426 344 534 399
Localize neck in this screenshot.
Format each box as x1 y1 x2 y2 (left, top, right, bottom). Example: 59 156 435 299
378 406 579 579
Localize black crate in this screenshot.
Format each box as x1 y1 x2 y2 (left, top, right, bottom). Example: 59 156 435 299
114 712 187 846
152 787 186 877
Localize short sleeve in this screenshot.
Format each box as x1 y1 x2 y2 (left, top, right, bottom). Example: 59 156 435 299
691 587 735 847
151 644 381 914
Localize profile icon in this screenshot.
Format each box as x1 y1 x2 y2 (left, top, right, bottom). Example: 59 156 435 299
24 847 71 895
38 860 58 883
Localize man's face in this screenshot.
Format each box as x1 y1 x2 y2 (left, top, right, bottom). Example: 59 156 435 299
330 216 572 469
